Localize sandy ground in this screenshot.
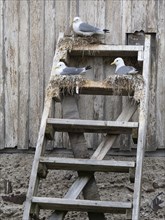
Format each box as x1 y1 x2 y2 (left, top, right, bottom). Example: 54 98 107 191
0 153 165 220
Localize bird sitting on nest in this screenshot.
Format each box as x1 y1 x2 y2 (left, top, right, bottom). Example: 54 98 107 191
111 57 138 75
72 17 109 36
53 61 92 75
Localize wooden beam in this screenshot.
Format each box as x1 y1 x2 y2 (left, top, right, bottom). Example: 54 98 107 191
47 118 138 134
23 33 66 220
77 79 134 96
70 44 143 58
23 96 52 220
60 96 105 220
39 157 135 173
32 197 132 214
132 35 151 220
48 102 137 220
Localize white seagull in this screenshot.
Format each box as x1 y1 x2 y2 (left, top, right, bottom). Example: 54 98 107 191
53 61 92 75
72 17 109 36
111 57 138 75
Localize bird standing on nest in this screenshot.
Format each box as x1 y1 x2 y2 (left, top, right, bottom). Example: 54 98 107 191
111 57 138 75
53 61 92 75
72 17 109 36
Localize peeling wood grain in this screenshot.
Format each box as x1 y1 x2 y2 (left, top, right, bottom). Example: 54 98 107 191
18 0 29 149
0 0 4 149
4 1 19 148
156 0 165 148
29 1 44 148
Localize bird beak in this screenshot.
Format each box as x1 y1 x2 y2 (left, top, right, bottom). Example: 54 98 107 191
111 61 115 65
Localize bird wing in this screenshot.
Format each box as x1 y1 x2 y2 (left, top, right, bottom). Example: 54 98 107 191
61 67 84 75
116 66 138 75
79 22 100 32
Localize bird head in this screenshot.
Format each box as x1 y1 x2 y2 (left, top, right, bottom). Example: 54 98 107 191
73 17 82 24
111 57 125 67
53 62 66 75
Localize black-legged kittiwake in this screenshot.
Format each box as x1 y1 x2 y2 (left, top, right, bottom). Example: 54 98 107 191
72 17 109 36
54 61 92 75
111 57 138 75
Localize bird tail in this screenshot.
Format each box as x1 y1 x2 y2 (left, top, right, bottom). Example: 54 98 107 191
85 66 92 70
103 29 110 33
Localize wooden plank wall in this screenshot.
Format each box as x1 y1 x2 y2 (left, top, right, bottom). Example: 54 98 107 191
0 0 164 150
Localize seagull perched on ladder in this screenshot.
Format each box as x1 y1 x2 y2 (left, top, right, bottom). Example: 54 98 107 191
111 57 138 75
53 61 92 75
72 17 110 36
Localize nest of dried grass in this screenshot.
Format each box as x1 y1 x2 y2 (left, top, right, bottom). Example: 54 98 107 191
46 75 86 98
104 75 144 102
58 36 103 54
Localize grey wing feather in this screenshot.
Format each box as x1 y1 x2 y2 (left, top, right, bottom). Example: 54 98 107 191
61 67 83 75
79 22 100 32
116 66 138 75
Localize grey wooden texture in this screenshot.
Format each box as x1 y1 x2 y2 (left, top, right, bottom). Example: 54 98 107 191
39 156 135 172
3 1 19 148
0 0 4 149
47 118 138 134
57 96 105 220
0 0 164 150
23 96 52 220
18 0 29 149
132 35 151 220
48 101 137 220
32 197 132 213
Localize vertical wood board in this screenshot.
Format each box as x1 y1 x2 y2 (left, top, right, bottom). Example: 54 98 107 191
4 1 19 148
18 0 29 149
0 0 4 149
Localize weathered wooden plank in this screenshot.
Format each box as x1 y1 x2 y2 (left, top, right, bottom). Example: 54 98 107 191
29 1 44 148
80 79 135 95
156 0 165 149
23 96 52 219
131 0 147 32
49 32 69 149
105 0 122 45
39 157 135 172
54 0 68 40
32 197 132 214
52 0 68 149
44 0 56 90
17 0 29 149
61 96 105 220
132 35 151 220
4 0 19 148
146 0 158 32
49 101 137 220
70 45 143 57
122 0 132 41
0 0 4 149
47 118 138 134
92 102 137 160
104 0 123 149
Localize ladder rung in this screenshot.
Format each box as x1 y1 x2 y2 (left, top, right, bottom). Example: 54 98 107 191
32 197 132 214
47 118 138 134
39 157 135 173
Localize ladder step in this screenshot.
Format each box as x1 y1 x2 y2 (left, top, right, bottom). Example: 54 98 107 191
32 197 132 214
39 157 135 173
47 118 138 134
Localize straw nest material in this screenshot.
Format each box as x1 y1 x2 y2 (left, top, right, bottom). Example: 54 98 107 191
46 75 86 97
104 74 144 102
58 36 103 54
46 74 144 103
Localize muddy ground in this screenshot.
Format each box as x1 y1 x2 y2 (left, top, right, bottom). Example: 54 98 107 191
0 153 165 220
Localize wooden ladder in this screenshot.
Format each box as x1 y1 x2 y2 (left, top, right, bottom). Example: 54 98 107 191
23 34 151 220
